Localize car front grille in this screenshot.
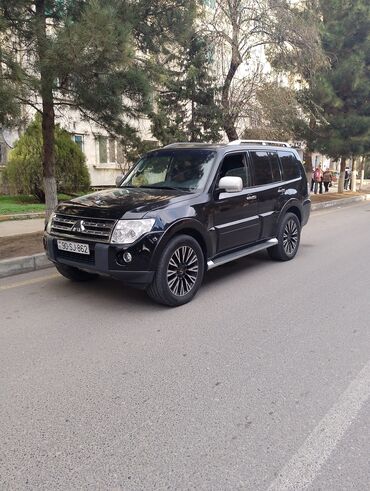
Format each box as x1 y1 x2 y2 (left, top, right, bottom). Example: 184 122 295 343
50 214 116 242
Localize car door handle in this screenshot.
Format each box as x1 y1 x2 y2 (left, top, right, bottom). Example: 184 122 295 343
278 187 285 193
246 194 257 201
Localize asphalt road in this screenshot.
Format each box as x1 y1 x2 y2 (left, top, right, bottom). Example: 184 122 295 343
1 201 370 490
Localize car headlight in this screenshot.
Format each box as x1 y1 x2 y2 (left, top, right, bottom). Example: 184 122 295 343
46 212 56 233
111 219 155 244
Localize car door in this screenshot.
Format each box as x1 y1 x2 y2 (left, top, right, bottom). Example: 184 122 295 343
248 150 283 239
212 152 261 253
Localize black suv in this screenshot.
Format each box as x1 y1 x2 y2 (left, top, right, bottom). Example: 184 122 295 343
44 140 310 306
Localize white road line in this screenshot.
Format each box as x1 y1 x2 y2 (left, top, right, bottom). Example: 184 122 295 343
268 360 370 490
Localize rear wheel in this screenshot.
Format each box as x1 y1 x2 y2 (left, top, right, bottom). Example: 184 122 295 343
55 263 98 282
268 212 301 261
147 234 204 307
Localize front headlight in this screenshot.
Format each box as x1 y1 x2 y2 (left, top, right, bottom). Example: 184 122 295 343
46 212 56 233
111 219 155 244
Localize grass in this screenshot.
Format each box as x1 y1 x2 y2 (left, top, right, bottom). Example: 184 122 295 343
0 193 84 215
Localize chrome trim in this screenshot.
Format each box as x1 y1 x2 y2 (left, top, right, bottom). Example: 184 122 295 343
227 139 291 147
216 215 259 230
50 213 117 243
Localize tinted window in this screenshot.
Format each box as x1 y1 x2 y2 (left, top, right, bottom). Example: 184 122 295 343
269 152 282 181
279 151 301 180
219 153 249 187
250 151 274 185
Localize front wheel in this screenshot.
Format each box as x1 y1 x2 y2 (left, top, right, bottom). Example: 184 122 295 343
147 234 204 307
268 213 301 261
55 263 98 282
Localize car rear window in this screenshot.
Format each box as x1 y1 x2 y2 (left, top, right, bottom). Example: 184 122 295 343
278 151 301 180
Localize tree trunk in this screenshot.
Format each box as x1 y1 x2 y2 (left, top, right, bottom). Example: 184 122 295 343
221 57 240 141
35 0 58 221
338 156 346 193
303 150 313 184
359 156 365 190
221 21 241 142
351 157 357 192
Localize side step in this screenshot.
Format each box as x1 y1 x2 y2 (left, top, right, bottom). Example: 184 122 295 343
207 238 278 270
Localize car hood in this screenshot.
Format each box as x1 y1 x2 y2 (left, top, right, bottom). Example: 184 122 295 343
56 187 194 220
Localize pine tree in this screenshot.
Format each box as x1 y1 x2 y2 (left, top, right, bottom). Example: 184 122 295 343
303 0 370 191
151 32 223 145
0 1 196 217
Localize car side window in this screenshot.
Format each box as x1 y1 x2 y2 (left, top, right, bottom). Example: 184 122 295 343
278 151 301 180
219 153 250 187
269 152 282 181
249 151 274 185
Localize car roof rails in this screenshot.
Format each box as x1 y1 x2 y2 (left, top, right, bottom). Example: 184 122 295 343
163 142 212 148
227 139 291 148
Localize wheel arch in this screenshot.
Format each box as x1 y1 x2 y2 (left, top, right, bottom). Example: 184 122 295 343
150 219 211 269
278 200 303 225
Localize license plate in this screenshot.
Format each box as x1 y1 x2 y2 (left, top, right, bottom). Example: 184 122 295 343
57 240 90 255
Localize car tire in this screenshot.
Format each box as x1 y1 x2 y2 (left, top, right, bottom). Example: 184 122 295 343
55 263 98 282
268 212 301 261
147 234 204 307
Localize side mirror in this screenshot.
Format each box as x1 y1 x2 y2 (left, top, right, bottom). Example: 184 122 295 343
115 175 123 187
218 176 243 193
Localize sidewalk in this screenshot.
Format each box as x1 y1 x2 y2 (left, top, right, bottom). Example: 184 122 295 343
0 218 45 238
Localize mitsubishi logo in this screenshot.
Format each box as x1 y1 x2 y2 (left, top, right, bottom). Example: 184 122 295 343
73 220 86 232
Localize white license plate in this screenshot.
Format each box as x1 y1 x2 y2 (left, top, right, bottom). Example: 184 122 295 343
57 240 90 255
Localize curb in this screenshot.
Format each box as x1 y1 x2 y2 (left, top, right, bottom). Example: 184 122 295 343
0 253 53 279
0 212 45 222
311 194 370 211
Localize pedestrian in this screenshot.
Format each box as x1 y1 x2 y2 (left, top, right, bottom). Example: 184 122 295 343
344 167 350 190
313 165 323 194
322 169 333 192
310 168 315 192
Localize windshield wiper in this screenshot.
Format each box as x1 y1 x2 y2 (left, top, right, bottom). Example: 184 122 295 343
138 185 187 191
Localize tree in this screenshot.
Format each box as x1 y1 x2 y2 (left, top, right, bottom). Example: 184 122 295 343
150 32 223 145
299 0 370 192
0 0 151 218
241 82 304 142
5 116 90 201
0 1 196 218
204 0 324 141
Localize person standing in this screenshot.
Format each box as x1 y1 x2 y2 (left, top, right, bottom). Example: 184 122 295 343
344 167 350 190
313 165 323 194
323 169 333 192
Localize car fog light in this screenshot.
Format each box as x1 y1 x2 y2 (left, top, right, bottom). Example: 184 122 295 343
123 252 132 263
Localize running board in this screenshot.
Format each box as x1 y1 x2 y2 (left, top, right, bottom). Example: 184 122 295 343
207 238 278 270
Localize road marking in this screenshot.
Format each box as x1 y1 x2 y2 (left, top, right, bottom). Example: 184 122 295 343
0 273 59 291
268 359 370 490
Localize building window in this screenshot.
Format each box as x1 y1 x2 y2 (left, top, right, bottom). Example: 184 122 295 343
73 134 84 152
108 137 116 162
98 136 108 164
97 135 118 165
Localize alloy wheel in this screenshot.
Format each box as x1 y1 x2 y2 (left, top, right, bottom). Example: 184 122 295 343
283 219 299 255
167 245 199 296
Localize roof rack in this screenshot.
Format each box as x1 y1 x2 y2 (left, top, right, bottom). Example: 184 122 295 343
163 142 210 148
227 139 291 148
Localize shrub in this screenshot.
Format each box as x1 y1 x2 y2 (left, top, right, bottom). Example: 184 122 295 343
4 116 90 202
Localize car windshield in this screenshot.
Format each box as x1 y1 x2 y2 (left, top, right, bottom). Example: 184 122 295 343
120 149 217 191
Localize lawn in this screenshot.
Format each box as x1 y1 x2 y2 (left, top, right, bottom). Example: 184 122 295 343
0 194 80 215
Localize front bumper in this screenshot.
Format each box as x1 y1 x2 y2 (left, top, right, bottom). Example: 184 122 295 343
44 234 158 288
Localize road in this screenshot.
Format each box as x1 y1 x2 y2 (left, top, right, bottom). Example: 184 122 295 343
1 201 370 490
